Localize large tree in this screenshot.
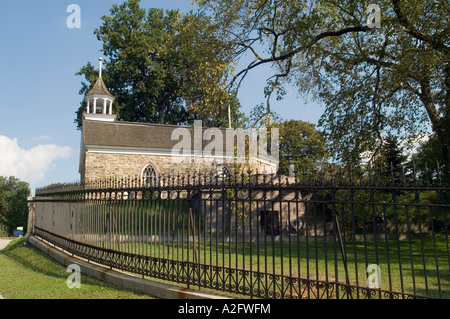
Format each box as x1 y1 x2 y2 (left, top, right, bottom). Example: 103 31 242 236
278 119 329 175
410 134 446 179
76 0 244 129
247 105 329 175
0 176 30 235
195 0 450 182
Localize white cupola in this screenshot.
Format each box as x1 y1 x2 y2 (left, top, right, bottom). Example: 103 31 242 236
83 57 116 122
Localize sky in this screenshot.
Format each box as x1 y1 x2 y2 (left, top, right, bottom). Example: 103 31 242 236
0 0 323 193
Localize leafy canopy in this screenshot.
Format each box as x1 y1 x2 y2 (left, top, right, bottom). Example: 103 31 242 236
195 0 450 180
0 176 30 235
76 0 244 129
278 119 329 175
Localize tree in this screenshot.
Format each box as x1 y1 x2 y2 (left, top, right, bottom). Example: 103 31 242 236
0 176 30 235
410 134 448 182
278 119 329 175
246 105 329 175
370 135 407 170
411 134 443 168
76 0 244 129
366 135 408 184
195 0 450 183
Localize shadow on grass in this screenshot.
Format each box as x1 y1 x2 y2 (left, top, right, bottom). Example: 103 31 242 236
0 237 156 299
0 237 69 281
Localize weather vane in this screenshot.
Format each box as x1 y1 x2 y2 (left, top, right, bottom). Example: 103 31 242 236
99 57 103 79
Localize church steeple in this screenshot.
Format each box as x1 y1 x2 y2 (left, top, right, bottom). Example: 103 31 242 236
83 57 116 122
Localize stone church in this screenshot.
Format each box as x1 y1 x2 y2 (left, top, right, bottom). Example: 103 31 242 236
78 58 279 185
76 58 316 236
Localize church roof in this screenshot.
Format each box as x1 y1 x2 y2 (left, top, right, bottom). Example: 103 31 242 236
85 77 114 98
82 120 229 151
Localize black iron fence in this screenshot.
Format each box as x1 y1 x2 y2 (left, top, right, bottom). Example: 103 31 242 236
30 165 450 299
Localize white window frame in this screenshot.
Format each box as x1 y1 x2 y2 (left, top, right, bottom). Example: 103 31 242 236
141 163 158 187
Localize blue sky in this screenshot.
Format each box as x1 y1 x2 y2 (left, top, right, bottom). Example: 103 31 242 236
0 0 323 192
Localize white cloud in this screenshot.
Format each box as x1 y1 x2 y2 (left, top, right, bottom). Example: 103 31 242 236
0 135 71 187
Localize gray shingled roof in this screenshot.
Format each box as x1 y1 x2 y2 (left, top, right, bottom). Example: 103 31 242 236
82 120 232 150
85 77 114 97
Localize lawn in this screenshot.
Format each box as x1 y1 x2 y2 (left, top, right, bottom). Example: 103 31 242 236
77 234 450 299
0 237 155 299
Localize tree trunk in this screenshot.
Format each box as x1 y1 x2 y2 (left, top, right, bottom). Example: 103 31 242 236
442 64 450 184
436 122 450 184
159 103 165 124
419 78 450 184
158 88 178 124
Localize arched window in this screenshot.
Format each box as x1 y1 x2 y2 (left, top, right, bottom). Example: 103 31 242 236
216 164 232 179
221 165 232 178
141 163 158 187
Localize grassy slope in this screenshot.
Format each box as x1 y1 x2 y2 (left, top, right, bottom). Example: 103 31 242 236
0 238 155 299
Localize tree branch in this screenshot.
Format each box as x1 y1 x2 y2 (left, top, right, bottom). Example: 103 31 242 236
391 0 449 53
227 25 370 89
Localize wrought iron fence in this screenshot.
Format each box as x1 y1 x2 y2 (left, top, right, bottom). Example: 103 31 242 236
30 165 450 299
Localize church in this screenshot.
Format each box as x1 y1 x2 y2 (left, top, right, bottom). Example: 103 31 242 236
78 58 279 184
76 58 311 237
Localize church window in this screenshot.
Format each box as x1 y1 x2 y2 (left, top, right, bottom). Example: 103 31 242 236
216 164 232 179
141 163 158 187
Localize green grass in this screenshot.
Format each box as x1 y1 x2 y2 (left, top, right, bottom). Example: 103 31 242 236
0 238 155 299
83 235 450 299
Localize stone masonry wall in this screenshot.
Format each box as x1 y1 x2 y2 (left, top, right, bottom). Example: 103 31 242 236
83 152 276 182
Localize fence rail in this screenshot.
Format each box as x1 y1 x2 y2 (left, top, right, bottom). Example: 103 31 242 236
30 165 450 299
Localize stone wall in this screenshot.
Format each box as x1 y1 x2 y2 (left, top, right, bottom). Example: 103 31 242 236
191 176 308 236
83 152 276 182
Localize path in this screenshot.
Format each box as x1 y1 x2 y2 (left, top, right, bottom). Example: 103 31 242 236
0 238 13 251
0 238 12 250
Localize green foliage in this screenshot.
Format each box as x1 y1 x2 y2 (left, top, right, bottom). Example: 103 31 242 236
195 0 450 180
247 103 282 129
334 187 449 238
367 135 408 182
76 0 243 129
278 119 329 175
408 134 449 184
246 104 329 176
0 176 30 235
380 136 407 170
411 134 445 169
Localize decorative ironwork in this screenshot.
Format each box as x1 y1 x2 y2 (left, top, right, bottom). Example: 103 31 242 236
31 165 449 299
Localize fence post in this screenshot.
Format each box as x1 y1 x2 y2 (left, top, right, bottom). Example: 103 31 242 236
188 208 200 289
26 196 36 237
334 213 352 298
